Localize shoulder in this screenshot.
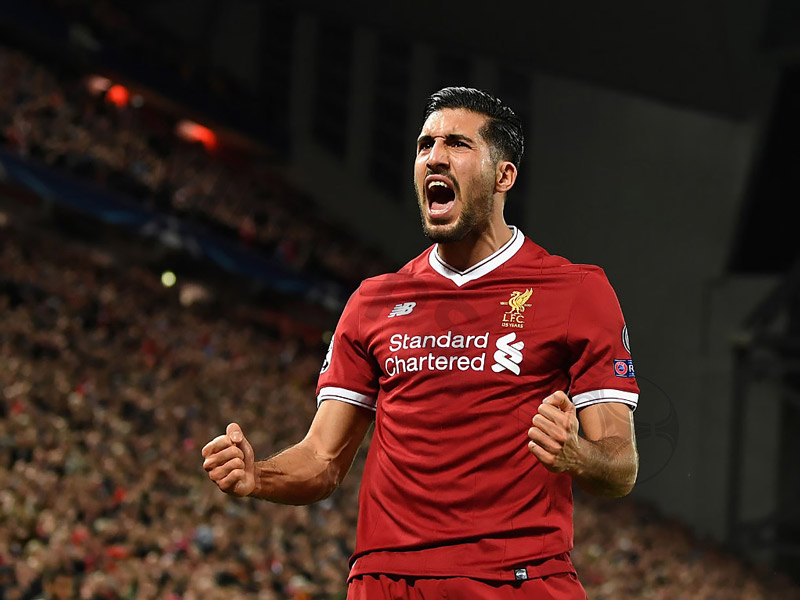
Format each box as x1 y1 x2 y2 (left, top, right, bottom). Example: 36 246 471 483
519 237 611 286
355 246 435 293
397 245 435 277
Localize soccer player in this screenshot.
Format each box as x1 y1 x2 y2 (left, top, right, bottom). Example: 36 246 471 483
202 87 639 599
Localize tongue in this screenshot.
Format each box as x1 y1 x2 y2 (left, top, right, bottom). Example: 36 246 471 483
430 199 454 214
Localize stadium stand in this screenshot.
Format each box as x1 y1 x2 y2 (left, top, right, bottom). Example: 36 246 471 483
0 43 395 295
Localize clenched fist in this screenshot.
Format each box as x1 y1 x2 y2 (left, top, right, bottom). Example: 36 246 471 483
201 423 256 497
527 391 581 473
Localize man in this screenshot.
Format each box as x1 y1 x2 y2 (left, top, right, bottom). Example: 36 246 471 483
202 87 639 599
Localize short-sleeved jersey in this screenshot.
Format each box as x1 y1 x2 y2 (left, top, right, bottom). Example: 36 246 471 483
316 227 638 582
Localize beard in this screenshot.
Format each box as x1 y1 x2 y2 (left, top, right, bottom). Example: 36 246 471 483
416 173 496 243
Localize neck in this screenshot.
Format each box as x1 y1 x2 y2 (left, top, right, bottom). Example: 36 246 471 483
436 220 513 272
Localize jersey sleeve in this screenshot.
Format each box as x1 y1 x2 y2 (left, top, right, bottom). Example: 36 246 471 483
316 286 380 411
566 269 639 411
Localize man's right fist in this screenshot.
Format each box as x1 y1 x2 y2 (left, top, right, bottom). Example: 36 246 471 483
201 423 256 497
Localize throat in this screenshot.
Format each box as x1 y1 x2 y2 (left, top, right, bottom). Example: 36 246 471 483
436 225 513 272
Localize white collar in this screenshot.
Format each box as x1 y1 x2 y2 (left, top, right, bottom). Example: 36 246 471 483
428 227 524 287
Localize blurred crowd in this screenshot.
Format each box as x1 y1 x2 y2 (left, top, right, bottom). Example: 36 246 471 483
572 494 800 599
0 216 360 599
0 43 395 293
1 33 799 600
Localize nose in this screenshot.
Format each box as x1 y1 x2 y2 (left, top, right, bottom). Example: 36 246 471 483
426 138 449 170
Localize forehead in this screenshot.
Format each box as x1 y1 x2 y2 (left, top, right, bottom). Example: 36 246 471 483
420 108 488 139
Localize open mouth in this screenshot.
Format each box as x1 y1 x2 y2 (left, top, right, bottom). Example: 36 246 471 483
425 176 456 217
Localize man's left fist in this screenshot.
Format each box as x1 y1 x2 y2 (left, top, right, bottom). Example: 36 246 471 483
527 391 580 473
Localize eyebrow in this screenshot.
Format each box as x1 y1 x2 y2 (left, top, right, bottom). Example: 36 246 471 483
416 133 476 146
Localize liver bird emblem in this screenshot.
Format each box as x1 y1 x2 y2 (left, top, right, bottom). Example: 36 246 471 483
508 288 533 313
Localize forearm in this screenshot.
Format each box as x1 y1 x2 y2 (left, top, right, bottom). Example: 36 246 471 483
569 435 638 498
250 441 348 505
203 402 372 504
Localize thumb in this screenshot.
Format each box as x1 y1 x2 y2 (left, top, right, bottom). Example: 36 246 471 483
226 422 254 468
226 422 245 444
543 391 573 411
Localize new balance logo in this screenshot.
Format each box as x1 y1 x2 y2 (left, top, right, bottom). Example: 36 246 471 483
388 302 416 318
491 332 524 375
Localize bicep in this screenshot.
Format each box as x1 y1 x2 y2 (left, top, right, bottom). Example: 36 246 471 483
303 399 374 467
578 401 635 443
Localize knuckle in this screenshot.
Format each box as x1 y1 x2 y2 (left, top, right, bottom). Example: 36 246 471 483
218 472 239 489
221 473 242 491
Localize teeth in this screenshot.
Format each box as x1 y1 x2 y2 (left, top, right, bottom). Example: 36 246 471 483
428 180 448 189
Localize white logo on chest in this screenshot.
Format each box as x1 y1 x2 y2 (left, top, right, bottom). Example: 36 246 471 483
491 332 525 375
388 302 416 318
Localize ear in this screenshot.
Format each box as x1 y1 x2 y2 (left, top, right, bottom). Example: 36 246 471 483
495 161 517 194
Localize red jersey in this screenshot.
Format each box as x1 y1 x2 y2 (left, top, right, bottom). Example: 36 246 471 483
316 227 638 581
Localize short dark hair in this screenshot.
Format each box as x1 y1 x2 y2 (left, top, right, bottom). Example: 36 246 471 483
423 87 524 169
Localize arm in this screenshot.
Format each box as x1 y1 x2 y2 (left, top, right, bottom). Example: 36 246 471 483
202 400 374 505
527 391 638 497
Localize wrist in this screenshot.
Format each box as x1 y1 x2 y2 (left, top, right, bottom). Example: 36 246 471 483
565 435 589 479
249 462 264 499
569 436 638 497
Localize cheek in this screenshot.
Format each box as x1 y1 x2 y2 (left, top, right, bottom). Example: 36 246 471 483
413 159 426 182
464 166 494 192
481 164 497 189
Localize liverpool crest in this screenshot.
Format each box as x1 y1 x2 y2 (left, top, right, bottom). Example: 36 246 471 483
500 288 533 328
